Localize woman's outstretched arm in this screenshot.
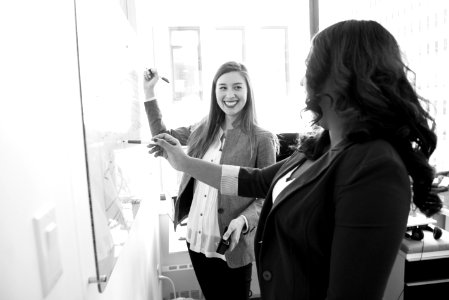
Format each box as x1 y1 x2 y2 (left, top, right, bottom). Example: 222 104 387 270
149 133 222 189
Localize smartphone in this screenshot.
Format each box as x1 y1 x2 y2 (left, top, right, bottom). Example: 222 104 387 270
216 227 230 255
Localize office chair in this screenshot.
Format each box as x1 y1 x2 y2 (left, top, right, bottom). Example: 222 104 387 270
276 133 299 162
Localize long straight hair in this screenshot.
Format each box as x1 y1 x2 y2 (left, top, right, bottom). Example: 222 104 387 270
187 61 258 158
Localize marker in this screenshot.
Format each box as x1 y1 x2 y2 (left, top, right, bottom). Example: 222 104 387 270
122 140 152 144
148 69 170 83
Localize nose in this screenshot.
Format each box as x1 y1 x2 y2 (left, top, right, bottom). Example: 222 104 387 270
226 90 236 99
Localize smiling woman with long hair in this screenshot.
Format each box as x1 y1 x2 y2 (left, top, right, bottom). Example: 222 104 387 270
143 61 277 300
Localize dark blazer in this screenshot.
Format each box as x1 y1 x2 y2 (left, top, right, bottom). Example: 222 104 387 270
237 139 411 299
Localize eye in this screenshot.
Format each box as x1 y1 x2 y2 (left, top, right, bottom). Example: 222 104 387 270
219 86 227 91
234 85 242 91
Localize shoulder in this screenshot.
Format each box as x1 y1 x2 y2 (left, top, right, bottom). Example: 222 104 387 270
344 139 402 163
253 126 279 150
253 125 278 141
190 117 208 134
336 139 408 181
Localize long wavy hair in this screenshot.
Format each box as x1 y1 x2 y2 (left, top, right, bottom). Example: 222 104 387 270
300 20 441 216
187 61 258 159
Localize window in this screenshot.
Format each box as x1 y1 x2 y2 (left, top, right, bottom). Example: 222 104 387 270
169 28 202 102
210 27 245 69
320 0 449 172
150 0 310 134
254 27 289 96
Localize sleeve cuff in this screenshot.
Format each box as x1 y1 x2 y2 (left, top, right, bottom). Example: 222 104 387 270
145 97 157 102
220 165 240 196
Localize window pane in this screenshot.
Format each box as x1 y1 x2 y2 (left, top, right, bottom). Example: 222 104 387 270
170 28 202 102
211 28 244 67
254 27 288 95
250 25 312 133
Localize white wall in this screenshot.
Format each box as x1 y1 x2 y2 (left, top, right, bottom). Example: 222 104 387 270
0 1 161 299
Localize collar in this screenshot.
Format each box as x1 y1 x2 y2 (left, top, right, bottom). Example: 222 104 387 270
270 139 354 209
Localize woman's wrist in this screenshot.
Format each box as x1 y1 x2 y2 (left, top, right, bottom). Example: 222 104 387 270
144 90 156 101
175 151 188 172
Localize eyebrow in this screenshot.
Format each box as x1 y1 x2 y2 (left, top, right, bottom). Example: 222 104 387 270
217 82 244 86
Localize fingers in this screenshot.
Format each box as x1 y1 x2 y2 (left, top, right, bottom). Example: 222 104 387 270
148 136 175 159
147 144 161 154
148 144 166 159
144 68 159 81
152 133 180 146
143 69 151 81
226 230 241 252
223 227 232 241
148 133 182 165
152 137 175 150
153 133 177 144
222 222 243 252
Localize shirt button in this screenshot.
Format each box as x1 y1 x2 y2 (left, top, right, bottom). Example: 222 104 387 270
262 270 272 281
217 208 224 214
198 231 201 234
200 213 203 216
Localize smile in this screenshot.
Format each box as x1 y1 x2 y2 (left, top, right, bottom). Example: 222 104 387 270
223 100 238 108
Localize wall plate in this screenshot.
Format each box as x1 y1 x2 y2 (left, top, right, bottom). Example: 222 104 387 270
33 207 63 296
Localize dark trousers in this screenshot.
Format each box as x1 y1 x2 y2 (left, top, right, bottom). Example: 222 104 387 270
187 244 252 300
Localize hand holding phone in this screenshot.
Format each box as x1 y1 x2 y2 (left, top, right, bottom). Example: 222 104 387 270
216 227 230 255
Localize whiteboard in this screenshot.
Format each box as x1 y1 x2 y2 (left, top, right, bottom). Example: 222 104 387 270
75 0 146 292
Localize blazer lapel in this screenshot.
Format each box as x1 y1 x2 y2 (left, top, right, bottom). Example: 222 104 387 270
256 152 306 237
271 151 307 184
271 140 353 210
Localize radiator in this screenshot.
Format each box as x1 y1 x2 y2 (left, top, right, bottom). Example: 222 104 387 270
161 263 204 300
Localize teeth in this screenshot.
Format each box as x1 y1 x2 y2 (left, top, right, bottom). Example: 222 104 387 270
224 100 238 107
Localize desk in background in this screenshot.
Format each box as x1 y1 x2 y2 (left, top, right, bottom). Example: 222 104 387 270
436 190 449 232
384 227 449 300
439 190 449 216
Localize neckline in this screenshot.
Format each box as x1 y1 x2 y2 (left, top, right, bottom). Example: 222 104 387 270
285 158 307 182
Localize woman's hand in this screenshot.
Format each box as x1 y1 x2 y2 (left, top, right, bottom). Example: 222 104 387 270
222 216 246 252
143 68 159 100
148 133 188 171
151 133 223 191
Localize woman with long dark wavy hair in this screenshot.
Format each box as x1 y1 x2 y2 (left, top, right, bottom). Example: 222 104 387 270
149 20 442 299
143 61 277 300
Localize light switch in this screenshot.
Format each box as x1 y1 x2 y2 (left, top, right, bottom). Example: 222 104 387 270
33 207 63 297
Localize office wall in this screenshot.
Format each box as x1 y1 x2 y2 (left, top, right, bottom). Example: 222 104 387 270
0 1 161 299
